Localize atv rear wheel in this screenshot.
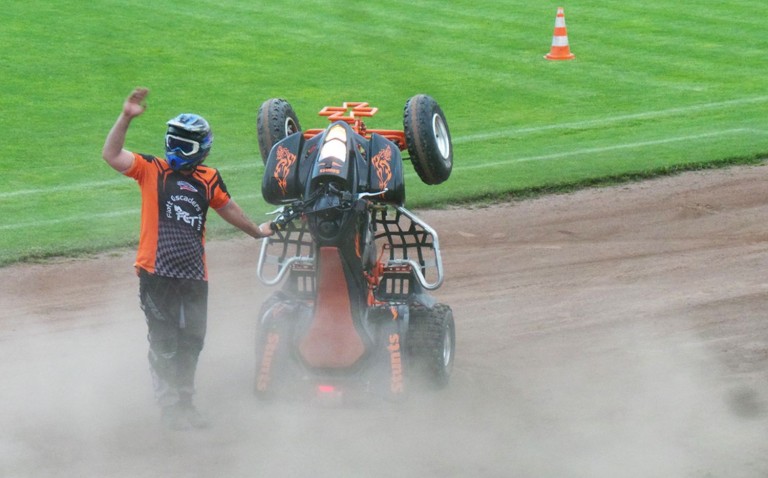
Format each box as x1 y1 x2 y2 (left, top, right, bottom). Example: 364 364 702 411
257 98 302 164
408 304 455 388
403 95 453 185
253 291 296 400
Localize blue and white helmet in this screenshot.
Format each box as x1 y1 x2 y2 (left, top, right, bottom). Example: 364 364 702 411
165 113 213 171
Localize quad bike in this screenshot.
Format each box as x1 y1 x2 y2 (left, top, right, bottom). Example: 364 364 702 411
253 96 455 401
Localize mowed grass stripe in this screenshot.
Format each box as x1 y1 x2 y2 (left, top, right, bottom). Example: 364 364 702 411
5 95 766 201
3 126 760 233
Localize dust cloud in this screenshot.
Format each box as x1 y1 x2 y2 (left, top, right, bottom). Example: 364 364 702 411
2 166 768 477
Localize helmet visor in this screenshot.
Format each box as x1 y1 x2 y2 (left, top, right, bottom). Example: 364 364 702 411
166 134 200 157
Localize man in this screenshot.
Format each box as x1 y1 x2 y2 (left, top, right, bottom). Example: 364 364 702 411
102 87 273 430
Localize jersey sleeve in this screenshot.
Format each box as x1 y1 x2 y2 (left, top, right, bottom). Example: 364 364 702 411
209 170 232 210
123 153 154 181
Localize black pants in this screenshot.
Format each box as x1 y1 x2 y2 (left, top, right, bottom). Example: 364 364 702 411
138 269 208 408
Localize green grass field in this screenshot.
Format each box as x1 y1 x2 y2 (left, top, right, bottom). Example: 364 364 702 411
2 0 767 266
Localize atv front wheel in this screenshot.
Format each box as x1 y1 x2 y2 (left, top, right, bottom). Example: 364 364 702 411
257 98 302 164
408 303 455 388
403 95 453 185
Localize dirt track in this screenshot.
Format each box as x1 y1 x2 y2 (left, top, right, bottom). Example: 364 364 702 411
2 165 768 477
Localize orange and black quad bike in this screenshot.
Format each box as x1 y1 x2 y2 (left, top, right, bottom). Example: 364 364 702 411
254 96 455 401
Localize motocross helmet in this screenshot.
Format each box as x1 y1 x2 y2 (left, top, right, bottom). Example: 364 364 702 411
165 113 213 171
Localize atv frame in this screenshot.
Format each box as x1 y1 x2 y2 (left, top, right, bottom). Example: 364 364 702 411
253 96 455 401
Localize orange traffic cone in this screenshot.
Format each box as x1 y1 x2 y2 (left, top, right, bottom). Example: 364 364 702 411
545 7 575 60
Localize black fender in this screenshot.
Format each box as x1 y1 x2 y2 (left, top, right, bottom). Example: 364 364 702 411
262 132 305 205
368 133 405 206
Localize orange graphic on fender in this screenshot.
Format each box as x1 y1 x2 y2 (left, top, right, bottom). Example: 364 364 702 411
274 146 297 196
371 145 393 190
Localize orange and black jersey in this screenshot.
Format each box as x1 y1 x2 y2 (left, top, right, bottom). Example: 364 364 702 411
125 153 231 281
